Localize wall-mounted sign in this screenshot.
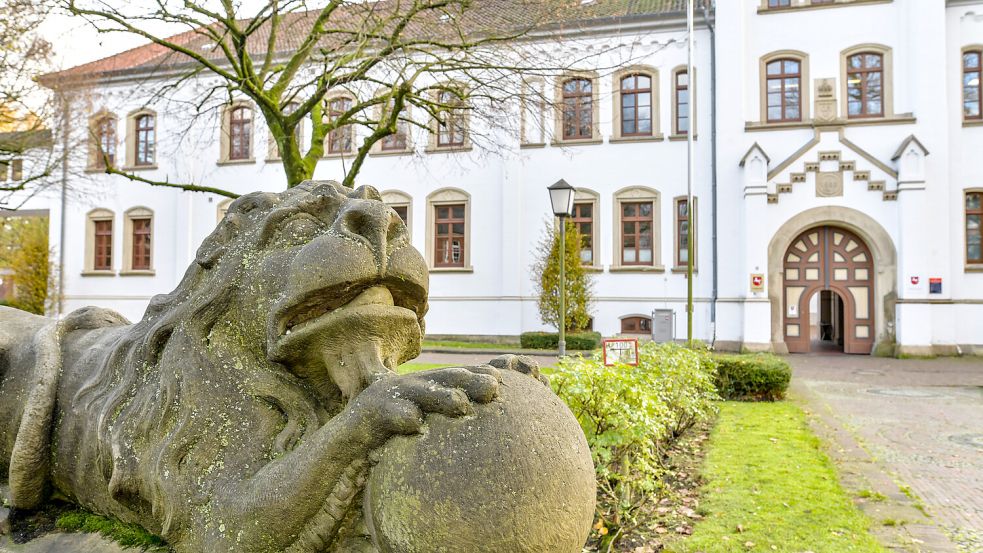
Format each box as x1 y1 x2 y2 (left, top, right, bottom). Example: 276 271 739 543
910 276 920 286
787 303 798 318
603 339 639 366
929 277 942 294
750 273 765 292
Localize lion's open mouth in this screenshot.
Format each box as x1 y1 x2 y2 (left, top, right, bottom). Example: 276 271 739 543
274 280 425 338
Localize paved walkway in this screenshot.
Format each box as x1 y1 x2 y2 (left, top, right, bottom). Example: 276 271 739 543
413 351 560 367
789 354 983 552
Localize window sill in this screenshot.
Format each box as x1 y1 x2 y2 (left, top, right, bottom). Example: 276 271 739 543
609 134 665 143
963 119 983 128
120 164 159 171
425 146 473 154
837 113 916 127
429 266 474 273
745 120 813 132
583 265 604 273
668 134 697 141
965 264 983 273
550 138 603 147
217 158 256 166
81 270 115 277
757 0 891 14
84 167 111 174
369 149 414 157
671 266 699 274
322 152 355 159
120 269 156 276
609 265 665 273
520 142 547 149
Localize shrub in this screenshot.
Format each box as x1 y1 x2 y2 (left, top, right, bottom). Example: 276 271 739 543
714 353 791 401
519 331 602 350
531 219 595 332
551 342 719 549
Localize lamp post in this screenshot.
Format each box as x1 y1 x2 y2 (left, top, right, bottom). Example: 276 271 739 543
548 179 576 357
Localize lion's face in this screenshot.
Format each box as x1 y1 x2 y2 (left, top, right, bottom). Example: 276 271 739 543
194 181 428 406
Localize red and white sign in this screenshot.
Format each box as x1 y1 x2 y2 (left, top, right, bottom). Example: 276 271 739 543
750 273 765 292
910 276 920 286
602 338 639 366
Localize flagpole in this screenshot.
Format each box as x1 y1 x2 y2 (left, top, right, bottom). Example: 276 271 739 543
686 0 695 346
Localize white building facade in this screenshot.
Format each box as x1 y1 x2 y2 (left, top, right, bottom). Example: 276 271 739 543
17 0 983 356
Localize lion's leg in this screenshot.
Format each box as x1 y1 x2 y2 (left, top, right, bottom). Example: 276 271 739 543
205 367 500 553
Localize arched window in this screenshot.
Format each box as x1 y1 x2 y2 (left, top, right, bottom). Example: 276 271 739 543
327 96 354 154
134 113 155 166
84 208 115 274
571 188 599 267
123 207 154 273
766 59 802 122
426 188 471 270
613 187 661 270
561 78 593 140
620 73 653 136
91 115 117 168
228 105 253 160
382 190 412 237
846 52 883 118
673 68 691 135
967 190 982 266
964 49 982 121
436 90 467 148
621 316 652 335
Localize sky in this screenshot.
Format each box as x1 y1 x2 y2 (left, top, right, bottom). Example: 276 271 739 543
41 10 180 72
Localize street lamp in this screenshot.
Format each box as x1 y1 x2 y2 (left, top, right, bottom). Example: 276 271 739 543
548 179 576 356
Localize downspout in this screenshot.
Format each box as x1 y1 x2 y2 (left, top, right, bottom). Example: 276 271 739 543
57 92 69 318
702 5 718 347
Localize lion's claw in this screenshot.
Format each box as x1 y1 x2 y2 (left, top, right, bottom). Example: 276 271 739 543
488 354 550 386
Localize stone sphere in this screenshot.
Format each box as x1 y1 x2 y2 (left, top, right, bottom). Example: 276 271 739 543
365 369 596 553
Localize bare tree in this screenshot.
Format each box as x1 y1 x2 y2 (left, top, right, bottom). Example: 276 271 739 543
51 0 635 198
0 0 62 199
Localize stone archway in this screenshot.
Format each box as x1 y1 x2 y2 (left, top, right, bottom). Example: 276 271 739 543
768 206 897 355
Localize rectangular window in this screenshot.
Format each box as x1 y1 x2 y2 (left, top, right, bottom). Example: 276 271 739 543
968 192 982 264
766 59 802 122
131 217 152 270
229 107 252 160
768 0 791 6
381 123 408 151
562 78 594 140
135 114 156 166
392 204 409 224
571 201 594 265
437 91 466 147
620 74 653 136
328 97 354 154
621 316 652 334
675 71 690 134
94 220 113 271
964 51 982 120
11 159 22 181
847 53 883 118
621 201 654 265
434 204 465 267
676 198 694 267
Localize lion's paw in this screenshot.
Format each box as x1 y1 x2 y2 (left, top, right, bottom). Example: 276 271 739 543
488 354 550 387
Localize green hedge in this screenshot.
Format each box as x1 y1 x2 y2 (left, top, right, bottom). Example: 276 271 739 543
714 353 791 401
519 331 602 350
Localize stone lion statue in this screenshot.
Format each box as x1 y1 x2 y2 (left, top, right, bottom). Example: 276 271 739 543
0 181 595 552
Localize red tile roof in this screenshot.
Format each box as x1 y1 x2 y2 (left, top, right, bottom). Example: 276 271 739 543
44 0 710 85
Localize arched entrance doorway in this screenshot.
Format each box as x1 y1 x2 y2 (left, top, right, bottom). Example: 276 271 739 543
782 226 874 354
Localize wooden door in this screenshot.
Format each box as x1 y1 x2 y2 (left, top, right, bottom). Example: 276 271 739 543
782 226 874 354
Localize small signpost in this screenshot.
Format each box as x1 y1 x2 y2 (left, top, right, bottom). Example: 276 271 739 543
602 338 639 366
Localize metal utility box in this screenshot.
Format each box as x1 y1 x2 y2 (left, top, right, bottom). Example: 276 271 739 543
651 309 674 343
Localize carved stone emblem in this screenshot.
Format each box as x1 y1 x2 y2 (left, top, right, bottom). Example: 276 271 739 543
816 171 843 197
814 78 838 124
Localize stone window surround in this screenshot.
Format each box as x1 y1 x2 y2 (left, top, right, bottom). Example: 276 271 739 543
569 188 601 271
611 65 663 142
963 45 983 126
672 195 698 273
758 0 892 14
86 110 118 171
520 77 547 148
610 186 663 272
123 108 157 170
840 43 894 120
217 198 234 224
966 188 983 272
121 206 155 275
619 314 653 335
369 90 414 156
324 92 357 158
425 187 472 272
381 189 413 240
552 70 602 146
757 50 811 126
670 65 697 140
83 208 115 275
218 101 256 165
427 83 472 153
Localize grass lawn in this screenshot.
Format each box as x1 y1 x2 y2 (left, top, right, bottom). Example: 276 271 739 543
672 402 887 553
421 340 521 350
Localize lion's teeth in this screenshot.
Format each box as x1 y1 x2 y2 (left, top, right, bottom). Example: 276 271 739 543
286 329 292 335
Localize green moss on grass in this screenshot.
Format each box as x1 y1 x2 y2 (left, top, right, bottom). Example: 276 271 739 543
671 402 888 553
56 510 168 550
